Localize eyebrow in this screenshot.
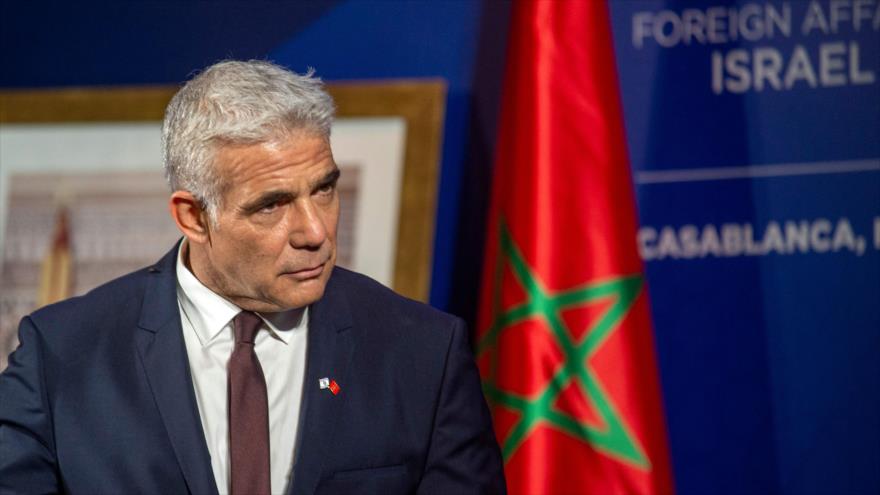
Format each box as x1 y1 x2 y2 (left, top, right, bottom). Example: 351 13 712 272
240 190 295 215
315 168 341 192
239 167 341 215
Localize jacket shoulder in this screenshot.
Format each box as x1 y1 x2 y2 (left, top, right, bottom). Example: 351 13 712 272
27 242 178 336
330 266 459 329
24 266 152 351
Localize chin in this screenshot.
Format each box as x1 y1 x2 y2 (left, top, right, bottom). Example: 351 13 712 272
277 283 327 310
294 288 326 308
265 264 333 310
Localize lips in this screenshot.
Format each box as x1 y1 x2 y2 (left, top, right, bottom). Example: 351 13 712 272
283 262 326 280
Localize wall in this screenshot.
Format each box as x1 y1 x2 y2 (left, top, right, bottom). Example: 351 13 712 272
2 1 877 493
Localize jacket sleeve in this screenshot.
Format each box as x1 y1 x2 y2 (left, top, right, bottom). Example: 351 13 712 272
0 316 60 494
417 317 507 495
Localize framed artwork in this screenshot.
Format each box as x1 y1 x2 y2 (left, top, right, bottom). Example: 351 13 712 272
0 81 446 368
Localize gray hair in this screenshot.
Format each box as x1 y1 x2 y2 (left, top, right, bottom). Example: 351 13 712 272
162 60 335 220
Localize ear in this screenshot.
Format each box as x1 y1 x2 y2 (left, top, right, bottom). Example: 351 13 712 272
169 191 211 244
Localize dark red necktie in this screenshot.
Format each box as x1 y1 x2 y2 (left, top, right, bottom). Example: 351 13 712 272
228 311 271 495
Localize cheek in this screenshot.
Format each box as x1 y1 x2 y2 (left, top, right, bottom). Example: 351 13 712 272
213 239 249 278
252 224 298 265
324 202 341 239
214 228 275 270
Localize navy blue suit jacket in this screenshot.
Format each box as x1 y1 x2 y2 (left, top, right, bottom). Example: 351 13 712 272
0 245 505 494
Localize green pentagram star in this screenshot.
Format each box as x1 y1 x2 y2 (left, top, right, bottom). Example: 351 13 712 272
478 222 650 469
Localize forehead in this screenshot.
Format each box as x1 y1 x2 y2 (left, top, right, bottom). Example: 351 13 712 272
214 132 334 191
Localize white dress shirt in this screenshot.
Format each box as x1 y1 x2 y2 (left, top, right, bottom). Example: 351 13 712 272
176 242 308 495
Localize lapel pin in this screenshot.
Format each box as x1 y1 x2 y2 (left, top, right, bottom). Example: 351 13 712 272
319 377 341 395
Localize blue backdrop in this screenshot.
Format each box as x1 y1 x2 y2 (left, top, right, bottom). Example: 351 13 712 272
3 1 877 493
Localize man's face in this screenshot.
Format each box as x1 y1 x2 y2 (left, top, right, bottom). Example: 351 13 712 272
196 132 340 312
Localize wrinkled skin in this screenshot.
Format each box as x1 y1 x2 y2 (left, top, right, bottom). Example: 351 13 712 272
185 132 340 313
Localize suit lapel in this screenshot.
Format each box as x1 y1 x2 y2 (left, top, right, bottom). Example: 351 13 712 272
135 245 219 495
289 271 355 495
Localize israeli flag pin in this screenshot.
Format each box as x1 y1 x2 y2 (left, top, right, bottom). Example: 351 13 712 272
319 377 330 389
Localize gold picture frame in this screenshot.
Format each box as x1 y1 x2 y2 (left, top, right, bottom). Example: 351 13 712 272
0 80 446 302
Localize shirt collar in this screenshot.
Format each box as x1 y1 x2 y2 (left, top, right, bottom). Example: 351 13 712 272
175 241 306 346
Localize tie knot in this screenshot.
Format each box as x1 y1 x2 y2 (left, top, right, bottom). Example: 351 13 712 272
234 311 263 344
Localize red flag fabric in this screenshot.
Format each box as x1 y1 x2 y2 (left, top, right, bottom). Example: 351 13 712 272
476 1 674 494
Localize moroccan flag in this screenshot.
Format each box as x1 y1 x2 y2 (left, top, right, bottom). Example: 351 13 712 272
476 1 674 493
37 207 73 307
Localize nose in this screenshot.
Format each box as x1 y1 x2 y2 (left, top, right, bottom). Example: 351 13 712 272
288 198 327 249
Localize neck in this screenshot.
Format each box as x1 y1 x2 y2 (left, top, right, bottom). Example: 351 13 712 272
183 239 288 314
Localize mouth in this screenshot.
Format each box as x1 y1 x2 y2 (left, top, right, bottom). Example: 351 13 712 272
282 262 326 281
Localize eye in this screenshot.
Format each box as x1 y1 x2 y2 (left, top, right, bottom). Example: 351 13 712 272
258 200 284 214
316 182 336 195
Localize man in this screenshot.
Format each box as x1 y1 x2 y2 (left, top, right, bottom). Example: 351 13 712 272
0 60 505 495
